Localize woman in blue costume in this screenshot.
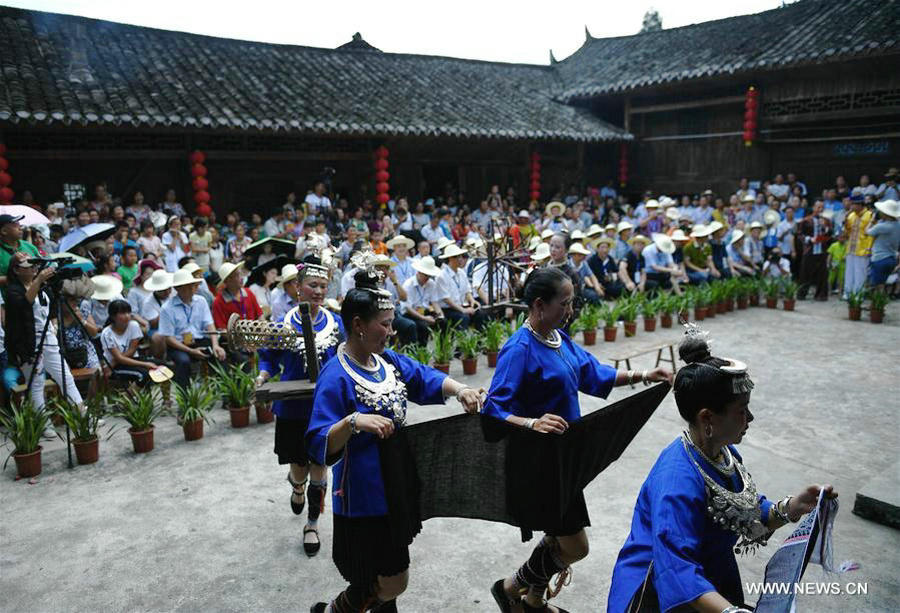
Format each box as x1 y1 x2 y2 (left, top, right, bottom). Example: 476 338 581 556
607 328 837 613
306 281 484 613
256 261 342 557
486 267 673 613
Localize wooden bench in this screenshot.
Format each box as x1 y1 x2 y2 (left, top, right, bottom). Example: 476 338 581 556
11 367 98 405
608 341 678 373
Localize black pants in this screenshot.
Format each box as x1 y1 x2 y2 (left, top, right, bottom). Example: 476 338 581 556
601 280 625 299
392 314 418 347
443 307 489 331
799 252 828 300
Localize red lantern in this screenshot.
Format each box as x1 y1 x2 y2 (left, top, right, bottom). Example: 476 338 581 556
195 202 213 218
529 180 540 191
375 145 389 158
0 171 11 187
375 170 390 183
743 86 759 146
529 190 540 201
375 193 390 205
191 164 207 178
190 151 206 165
531 152 540 161
376 182 390 194
0 158 7 171
0 187 13 203
192 176 209 191
193 190 211 204
375 158 389 171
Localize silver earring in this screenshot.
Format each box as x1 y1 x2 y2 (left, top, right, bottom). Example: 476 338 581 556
705 424 712 438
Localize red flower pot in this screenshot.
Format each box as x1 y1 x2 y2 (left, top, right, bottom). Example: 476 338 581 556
706 305 716 318
256 402 275 424
582 329 597 345
643 317 656 332
624 321 637 337
73 437 99 464
660 313 673 328
603 326 617 342
726 299 735 312
716 302 727 314
694 307 707 321
182 419 204 441
229 406 250 428
129 427 154 453
848 307 861 321
486 351 498 368
13 446 42 478
783 299 795 312
749 294 760 306
870 309 884 324
766 298 777 308
737 297 749 310
678 310 690 322
433 363 450 374
462 357 478 375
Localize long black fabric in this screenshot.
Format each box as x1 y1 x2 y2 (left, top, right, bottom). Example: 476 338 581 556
379 382 670 542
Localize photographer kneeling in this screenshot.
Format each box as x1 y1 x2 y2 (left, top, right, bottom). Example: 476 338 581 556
4 258 82 438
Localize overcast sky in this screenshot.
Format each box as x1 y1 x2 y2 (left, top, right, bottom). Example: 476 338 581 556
6 0 787 64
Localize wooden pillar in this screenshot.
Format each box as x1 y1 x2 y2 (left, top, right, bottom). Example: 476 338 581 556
623 97 632 134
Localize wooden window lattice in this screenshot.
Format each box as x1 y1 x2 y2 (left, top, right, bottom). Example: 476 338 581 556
762 88 900 117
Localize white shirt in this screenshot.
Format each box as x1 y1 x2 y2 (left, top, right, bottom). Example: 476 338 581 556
127 286 150 314
140 292 168 324
401 276 439 312
437 264 471 308
421 224 444 244
304 193 332 215
471 262 510 302
762 258 792 279
248 284 271 312
161 230 189 272
767 183 789 200
100 320 143 364
263 217 285 238
340 267 358 298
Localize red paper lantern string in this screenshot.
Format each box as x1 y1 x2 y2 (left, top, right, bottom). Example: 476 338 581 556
529 152 541 203
192 176 209 192
0 158 8 171
743 86 759 147
374 146 390 206
0 187 13 203
0 145 11 204
190 151 211 214
190 150 206 165
0 171 11 187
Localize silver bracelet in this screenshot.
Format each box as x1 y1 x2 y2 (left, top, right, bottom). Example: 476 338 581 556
641 370 650 386
721 607 753 613
525 418 536 430
349 411 361 435
627 369 636 389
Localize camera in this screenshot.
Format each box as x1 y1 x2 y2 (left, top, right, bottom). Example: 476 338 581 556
28 256 84 288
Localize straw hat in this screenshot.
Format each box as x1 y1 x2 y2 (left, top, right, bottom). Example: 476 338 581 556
90 275 124 301
527 235 542 251
172 269 203 288
665 208 681 221
659 196 676 208
386 235 415 250
531 243 551 262
875 199 900 218
627 235 651 246
651 233 675 255
545 201 566 216
278 264 299 286
741 193 756 203
568 243 591 256
372 254 397 267
729 230 745 245
180 262 201 276
585 224 603 237
645 199 660 210
516 209 532 220
616 221 634 234
748 221 764 230
144 270 174 292
884 167 898 178
570 229 586 241
764 210 781 226
670 229 690 242
435 236 454 252
540 228 555 240
439 244 468 259
412 256 441 277
708 220 725 234
690 224 713 238
593 236 615 248
217 261 244 287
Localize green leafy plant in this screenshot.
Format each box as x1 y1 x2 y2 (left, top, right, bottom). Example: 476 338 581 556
50 394 105 442
693 285 710 307
431 324 458 365
763 277 781 298
403 343 433 365
654 292 673 315
211 362 256 408
846 289 866 309
870 290 889 311
678 291 694 310
111 386 167 432
503 312 526 338
601 303 622 328
0 398 50 462
483 319 507 353
641 296 658 318
781 280 798 299
734 278 751 298
456 330 483 359
174 380 218 424
574 303 601 331
619 296 639 322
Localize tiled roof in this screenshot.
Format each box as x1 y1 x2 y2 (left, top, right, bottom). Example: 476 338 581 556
556 0 900 101
0 7 627 142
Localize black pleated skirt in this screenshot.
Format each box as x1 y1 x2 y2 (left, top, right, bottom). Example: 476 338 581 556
273 416 310 465
332 514 412 586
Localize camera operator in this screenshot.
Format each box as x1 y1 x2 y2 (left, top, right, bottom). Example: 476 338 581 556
0 214 40 288
761 247 792 279
4 258 82 438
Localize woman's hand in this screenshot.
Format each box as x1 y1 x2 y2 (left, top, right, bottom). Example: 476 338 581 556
355 413 395 439
789 484 837 520
533 413 568 435
646 366 674 385
457 387 485 414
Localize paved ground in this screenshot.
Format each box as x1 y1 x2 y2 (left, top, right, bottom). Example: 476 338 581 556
2 299 899 612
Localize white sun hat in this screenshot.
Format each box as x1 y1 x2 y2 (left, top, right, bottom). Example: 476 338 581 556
143 270 174 292
412 256 441 277
90 274 124 301
651 233 676 255
531 243 551 262
568 242 591 256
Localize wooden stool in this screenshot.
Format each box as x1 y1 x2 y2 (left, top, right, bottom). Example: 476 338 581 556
609 341 678 373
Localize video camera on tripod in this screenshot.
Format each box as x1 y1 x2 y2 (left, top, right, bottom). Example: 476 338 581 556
27 256 84 290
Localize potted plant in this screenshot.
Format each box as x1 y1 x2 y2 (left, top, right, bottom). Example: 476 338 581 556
748 277 761 307
641 295 658 332
52 395 104 465
847 289 864 321
735 278 750 310
457 330 483 376
712 283 727 314
212 363 256 428
781 280 798 311
691 287 708 321
702 285 717 318
723 279 736 312
483 319 506 366
601 303 621 342
677 293 692 322
619 297 639 337
431 325 456 374
112 387 167 453
174 380 217 441
250 367 275 424
656 293 674 328
503 312 526 338
763 278 780 308
870 290 888 324
403 342 433 366
574 304 600 345
0 399 50 478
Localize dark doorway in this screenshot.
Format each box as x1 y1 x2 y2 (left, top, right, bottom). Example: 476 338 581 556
422 164 458 202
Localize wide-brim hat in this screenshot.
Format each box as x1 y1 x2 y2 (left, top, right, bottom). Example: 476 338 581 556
741 193 756 203
144 269 174 292
545 201 566 216
884 167 898 178
665 208 681 221
708 220 725 234
138 259 163 276
690 224 713 238
180 262 201 275
651 233 675 254
585 224 603 237
764 210 781 226
517 209 532 219
435 237 454 252
568 243 591 256
729 230 745 245
90 274 124 301
659 196 675 208
217 261 244 287
440 244 468 259
527 235 542 251
748 221 764 230
570 229 586 241
386 235 415 250
540 228 555 240
278 264 299 286
617 221 634 234
372 254 397 267
412 255 441 277
628 235 651 246
702 189 714 196
821 210 835 221
61 277 95 300
531 243 551 261
592 236 615 248
875 199 900 218
670 229 690 242
245 255 288 287
645 199 660 209
171 269 203 287
604 223 617 232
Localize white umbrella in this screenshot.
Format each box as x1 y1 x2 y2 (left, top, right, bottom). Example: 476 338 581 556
58 223 116 253
0 204 50 226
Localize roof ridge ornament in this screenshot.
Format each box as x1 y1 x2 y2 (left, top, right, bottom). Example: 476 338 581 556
549 49 558 64
585 25 594 41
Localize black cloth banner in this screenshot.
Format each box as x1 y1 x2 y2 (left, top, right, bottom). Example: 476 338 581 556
380 383 670 544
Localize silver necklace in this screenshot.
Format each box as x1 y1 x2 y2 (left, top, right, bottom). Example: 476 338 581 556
524 319 562 349
336 343 409 425
286 306 341 359
684 430 735 476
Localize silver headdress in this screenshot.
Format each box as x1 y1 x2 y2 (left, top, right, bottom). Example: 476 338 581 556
679 322 754 394
363 287 394 310
350 251 385 283
301 263 330 280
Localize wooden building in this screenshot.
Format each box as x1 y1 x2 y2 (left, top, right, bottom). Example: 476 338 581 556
0 0 897 213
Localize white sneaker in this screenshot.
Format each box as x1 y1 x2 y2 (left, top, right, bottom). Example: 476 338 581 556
42 426 57 440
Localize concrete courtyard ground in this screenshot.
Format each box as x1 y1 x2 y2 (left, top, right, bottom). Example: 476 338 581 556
2 299 899 612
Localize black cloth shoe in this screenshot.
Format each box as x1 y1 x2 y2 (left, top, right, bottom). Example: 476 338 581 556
303 525 321 557
288 474 307 515
491 579 519 613
522 602 569 613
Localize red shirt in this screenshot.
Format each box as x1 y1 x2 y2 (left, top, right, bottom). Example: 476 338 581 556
212 288 262 329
